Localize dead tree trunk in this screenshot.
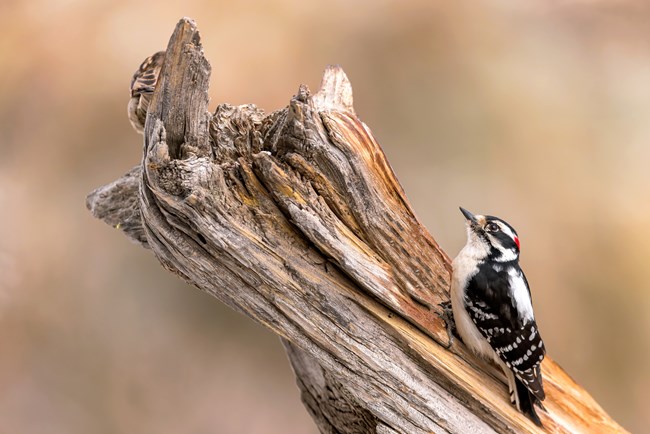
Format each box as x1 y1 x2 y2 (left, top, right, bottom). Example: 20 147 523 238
87 18 626 434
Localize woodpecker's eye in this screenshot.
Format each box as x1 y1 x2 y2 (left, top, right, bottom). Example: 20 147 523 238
486 223 500 232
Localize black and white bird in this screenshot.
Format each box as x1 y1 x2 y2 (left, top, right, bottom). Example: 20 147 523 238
127 51 165 134
450 207 546 426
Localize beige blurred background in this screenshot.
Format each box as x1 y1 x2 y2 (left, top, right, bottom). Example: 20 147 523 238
1 0 648 432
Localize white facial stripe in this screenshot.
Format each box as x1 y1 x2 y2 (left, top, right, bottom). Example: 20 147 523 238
489 221 519 261
495 246 518 262
497 221 517 242
486 232 518 261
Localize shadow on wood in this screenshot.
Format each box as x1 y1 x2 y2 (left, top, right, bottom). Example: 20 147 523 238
87 18 626 434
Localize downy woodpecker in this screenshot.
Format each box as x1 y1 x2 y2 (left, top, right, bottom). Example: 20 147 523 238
450 207 546 426
128 51 165 134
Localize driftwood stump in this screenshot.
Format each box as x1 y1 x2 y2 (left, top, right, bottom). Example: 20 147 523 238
87 18 626 434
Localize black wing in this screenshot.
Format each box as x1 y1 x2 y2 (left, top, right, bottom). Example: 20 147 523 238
465 262 546 401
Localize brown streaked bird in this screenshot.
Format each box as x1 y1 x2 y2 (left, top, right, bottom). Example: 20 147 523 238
127 51 165 134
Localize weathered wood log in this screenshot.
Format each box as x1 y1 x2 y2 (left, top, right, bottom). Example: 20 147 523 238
87 18 626 433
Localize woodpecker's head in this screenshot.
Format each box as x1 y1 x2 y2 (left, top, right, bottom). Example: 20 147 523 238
459 207 520 262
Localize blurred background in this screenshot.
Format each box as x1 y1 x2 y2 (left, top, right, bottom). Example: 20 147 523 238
0 0 648 432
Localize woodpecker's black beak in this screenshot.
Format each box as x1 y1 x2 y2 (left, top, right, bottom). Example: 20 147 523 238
459 207 478 223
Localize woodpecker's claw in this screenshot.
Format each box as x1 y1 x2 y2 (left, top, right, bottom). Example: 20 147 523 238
437 300 456 349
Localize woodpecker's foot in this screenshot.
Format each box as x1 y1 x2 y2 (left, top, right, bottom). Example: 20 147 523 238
437 301 456 349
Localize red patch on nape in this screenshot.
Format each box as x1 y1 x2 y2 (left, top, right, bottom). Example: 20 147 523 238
514 236 521 250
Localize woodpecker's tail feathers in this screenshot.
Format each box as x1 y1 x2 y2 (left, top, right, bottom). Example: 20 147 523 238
516 377 545 427
517 365 546 402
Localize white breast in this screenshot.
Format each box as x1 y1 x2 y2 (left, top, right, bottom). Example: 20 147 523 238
451 250 501 364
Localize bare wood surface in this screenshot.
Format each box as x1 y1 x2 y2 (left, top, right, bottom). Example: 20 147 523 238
87 18 626 434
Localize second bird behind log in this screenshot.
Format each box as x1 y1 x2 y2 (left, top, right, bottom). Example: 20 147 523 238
127 51 165 134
